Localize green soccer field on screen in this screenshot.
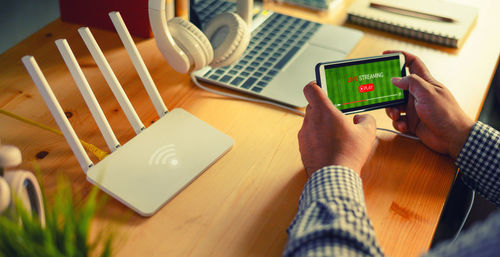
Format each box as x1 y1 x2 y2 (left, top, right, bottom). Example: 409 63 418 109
324 58 404 110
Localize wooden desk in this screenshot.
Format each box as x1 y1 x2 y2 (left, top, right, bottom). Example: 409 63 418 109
0 1 498 256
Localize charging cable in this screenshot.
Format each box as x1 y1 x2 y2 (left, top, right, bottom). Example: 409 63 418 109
191 74 421 141
190 74 307 116
452 190 475 243
0 108 108 160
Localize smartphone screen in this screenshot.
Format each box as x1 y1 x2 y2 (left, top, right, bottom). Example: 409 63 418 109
316 54 407 113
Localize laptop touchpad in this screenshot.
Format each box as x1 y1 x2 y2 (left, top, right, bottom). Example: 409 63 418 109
308 25 364 54
264 43 346 107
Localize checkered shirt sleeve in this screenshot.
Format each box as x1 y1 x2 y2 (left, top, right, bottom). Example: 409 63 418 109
283 166 384 257
423 121 500 257
456 121 500 206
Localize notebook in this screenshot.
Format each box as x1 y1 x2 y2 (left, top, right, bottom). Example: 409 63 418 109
347 0 478 48
192 0 363 107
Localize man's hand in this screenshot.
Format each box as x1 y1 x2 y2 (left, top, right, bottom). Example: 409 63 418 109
384 51 474 159
298 82 377 176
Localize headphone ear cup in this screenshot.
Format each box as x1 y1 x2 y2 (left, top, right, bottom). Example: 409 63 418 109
168 18 214 71
0 177 11 214
203 12 250 68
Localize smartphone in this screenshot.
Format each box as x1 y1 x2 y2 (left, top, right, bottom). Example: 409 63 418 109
315 53 408 114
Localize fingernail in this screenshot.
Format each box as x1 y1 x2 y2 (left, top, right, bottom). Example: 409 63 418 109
392 77 402 83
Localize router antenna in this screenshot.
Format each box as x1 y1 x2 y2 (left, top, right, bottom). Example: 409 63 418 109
109 11 169 117
77 28 145 135
22 55 93 172
55 39 120 152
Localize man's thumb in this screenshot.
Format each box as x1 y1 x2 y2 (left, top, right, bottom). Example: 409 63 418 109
392 75 433 101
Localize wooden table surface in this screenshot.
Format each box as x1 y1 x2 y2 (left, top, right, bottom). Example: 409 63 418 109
0 0 499 256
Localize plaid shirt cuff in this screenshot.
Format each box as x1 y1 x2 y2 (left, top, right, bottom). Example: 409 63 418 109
456 121 500 205
297 165 365 213
284 166 383 257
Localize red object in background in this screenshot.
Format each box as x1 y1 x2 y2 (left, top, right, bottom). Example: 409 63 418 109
59 0 153 38
358 83 374 93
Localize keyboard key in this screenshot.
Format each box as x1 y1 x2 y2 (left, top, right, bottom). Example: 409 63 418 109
241 77 257 89
209 74 220 80
262 76 272 82
215 69 224 75
231 77 244 86
234 65 243 70
274 46 300 70
220 75 233 83
300 21 310 30
257 81 268 87
240 71 250 77
228 70 238 75
253 71 263 77
245 66 255 72
258 67 268 72
267 69 278 76
251 86 263 93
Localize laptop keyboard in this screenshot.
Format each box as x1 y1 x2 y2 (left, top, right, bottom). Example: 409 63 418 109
193 1 321 94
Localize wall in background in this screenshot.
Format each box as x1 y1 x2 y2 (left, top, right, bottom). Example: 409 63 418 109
0 0 60 54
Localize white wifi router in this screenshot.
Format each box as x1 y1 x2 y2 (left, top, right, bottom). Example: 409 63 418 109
21 12 233 216
86 108 233 216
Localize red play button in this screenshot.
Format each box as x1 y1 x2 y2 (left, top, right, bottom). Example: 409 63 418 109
358 83 374 93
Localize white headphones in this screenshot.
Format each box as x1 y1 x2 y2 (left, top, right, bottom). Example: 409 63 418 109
149 0 253 73
0 144 45 226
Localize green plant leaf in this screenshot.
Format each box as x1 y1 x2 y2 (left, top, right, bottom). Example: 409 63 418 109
0 170 113 257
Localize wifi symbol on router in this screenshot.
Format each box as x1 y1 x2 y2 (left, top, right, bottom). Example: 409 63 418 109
148 144 178 166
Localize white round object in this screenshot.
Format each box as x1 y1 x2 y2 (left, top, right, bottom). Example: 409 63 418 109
4 171 45 226
204 12 250 67
0 178 11 213
0 145 22 168
168 17 214 71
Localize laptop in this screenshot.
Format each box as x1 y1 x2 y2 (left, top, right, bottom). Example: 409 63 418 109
192 0 363 107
